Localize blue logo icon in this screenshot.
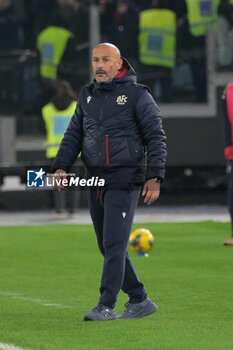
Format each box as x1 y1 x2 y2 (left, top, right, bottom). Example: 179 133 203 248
199 1 213 17
148 35 163 51
27 168 45 188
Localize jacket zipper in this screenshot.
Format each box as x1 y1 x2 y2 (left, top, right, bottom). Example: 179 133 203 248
105 134 109 165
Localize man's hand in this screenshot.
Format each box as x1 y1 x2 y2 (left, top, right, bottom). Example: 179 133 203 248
142 179 160 205
54 169 67 192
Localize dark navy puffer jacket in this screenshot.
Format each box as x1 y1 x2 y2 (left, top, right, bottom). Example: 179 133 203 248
52 59 167 186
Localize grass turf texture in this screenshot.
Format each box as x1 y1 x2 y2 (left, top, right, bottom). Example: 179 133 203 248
0 222 232 350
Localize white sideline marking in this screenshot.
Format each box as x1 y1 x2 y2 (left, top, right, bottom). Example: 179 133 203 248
0 343 32 350
0 290 71 308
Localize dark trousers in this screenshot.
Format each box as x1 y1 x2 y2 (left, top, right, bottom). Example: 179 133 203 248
87 186 147 308
227 161 233 236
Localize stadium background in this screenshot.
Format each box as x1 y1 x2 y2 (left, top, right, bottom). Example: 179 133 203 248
0 2 233 350
0 0 233 210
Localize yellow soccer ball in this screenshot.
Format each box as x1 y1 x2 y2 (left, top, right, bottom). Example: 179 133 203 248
129 228 154 254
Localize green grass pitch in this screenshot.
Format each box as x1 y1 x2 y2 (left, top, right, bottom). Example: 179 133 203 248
0 221 232 350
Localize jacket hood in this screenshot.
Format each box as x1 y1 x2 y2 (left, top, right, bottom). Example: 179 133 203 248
93 57 137 91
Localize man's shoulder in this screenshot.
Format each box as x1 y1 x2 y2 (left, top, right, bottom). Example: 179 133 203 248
80 83 93 93
133 84 158 109
128 82 151 96
114 82 149 105
119 81 151 97
129 83 154 105
79 83 94 100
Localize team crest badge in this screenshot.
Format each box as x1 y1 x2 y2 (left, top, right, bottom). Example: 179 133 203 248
116 95 127 105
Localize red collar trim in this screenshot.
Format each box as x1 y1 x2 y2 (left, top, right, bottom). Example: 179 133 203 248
115 65 128 78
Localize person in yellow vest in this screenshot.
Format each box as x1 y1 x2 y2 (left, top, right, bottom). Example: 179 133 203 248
42 80 78 214
185 0 219 36
36 24 75 106
37 1 89 104
37 25 74 81
42 82 77 159
175 0 207 102
221 83 233 246
138 0 176 102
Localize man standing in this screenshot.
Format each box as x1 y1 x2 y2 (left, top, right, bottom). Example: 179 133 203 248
222 83 233 246
52 43 167 320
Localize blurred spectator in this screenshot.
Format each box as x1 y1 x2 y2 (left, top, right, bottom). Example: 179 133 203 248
37 25 74 81
138 0 176 102
133 0 151 11
23 0 58 49
221 83 233 246
101 0 139 62
175 0 189 51
146 0 174 10
36 23 74 105
42 80 79 214
185 0 218 37
0 0 25 112
217 0 233 68
99 0 150 11
12 0 25 22
51 0 89 38
0 0 24 50
99 0 115 39
22 0 38 49
42 80 77 160
175 0 207 102
50 0 89 90
37 0 89 104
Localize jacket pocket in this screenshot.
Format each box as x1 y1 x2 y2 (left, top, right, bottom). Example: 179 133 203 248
127 137 144 163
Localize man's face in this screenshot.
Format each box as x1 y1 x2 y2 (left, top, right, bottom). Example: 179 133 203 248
92 45 123 83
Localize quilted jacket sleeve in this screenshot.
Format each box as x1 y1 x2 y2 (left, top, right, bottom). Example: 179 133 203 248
221 87 233 160
135 87 167 180
221 88 232 147
51 102 83 172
